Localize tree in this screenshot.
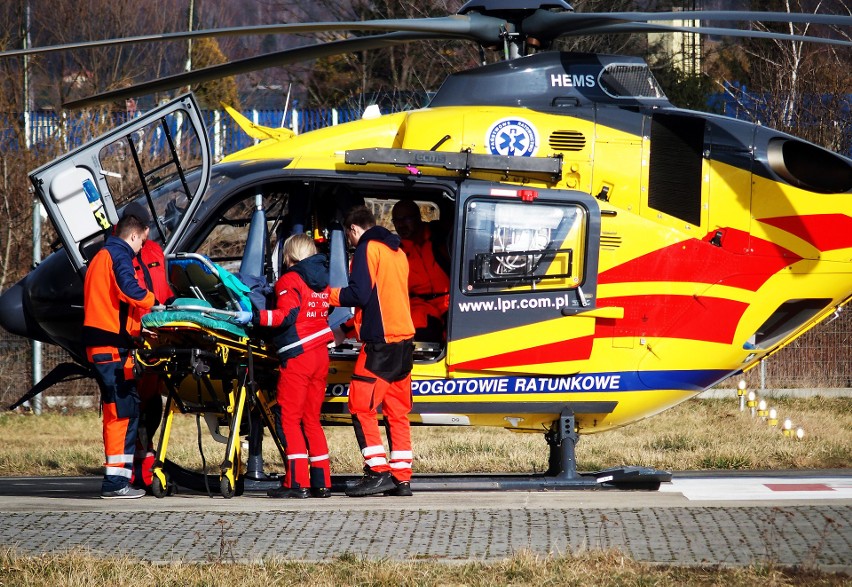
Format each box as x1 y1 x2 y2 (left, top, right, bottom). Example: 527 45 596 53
706 0 852 153
25 0 185 110
292 0 479 109
191 37 241 109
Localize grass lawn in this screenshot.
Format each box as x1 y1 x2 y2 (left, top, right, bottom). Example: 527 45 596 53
1 397 848 477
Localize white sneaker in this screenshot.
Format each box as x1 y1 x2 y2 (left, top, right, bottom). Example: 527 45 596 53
100 485 145 499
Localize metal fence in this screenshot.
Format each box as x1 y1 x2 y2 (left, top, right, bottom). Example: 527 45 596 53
2 106 365 161
3 89 850 160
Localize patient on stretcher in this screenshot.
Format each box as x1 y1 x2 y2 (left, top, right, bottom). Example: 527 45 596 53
141 253 255 338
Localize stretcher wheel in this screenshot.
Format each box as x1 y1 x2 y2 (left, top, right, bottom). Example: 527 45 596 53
220 476 235 499
152 473 169 499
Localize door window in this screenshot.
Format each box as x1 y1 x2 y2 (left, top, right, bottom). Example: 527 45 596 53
462 199 587 293
29 95 209 273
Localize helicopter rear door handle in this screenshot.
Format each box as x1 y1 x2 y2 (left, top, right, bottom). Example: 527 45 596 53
562 306 624 319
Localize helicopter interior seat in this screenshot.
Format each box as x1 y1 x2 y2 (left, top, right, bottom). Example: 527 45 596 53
235 198 273 311
269 221 288 283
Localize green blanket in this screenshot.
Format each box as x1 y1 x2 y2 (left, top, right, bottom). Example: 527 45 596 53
142 298 248 339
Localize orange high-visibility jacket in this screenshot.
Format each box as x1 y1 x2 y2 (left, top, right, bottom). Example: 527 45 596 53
83 235 155 348
330 226 414 344
401 224 450 320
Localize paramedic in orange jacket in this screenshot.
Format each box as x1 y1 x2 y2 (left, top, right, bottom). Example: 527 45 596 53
123 202 173 489
330 206 415 497
391 199 450 342
249 234 333 499
84 213 156 499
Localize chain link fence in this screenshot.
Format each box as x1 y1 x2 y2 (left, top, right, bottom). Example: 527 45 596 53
0 332 95 409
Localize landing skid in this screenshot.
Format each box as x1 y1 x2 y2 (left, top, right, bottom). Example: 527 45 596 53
163 408 670 494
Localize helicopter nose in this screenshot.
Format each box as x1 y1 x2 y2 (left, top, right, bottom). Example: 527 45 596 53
0 279 40 339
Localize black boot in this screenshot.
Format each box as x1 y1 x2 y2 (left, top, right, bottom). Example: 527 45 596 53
311 487 332 498
384 480 413 497
345 471 395 497
267 486 310 499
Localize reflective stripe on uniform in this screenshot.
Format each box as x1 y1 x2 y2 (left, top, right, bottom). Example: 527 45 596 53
277 327 332 354
362 445 386 458
309 454 329 463
365 456 388 468
287 453 309 460
389 450 413 460
105 454 133 464
105 466 132 478
389 461 412 470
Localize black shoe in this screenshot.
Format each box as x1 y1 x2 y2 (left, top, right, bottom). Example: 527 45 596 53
311 487 332 498
267 486 310 499
345 471 395 497
384 481 413 497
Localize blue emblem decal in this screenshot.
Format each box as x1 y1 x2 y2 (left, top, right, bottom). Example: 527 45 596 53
486 118 539 157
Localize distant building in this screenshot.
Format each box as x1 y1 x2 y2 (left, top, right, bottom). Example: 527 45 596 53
647 4 703 75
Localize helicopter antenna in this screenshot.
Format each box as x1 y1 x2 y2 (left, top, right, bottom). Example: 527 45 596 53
281 83 292 129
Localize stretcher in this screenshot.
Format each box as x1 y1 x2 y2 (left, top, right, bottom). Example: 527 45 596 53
138 253 284 498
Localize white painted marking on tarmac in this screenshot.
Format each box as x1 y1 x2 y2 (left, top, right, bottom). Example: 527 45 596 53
659 477 852 501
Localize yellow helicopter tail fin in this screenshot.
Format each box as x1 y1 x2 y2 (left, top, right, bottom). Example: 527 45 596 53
221 103 295 141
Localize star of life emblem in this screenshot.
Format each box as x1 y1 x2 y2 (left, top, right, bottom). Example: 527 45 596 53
486 118 539 157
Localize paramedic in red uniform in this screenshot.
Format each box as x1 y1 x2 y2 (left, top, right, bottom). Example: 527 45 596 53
123 202 173 489
330 206 415 497
390 199 450 342
83 213 155 499
246 233 333 499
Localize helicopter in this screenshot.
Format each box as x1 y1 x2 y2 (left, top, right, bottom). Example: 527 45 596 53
1 0 851 491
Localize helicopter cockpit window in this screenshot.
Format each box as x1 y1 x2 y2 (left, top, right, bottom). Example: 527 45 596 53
462 199 586 293
96 109 204 244
599 64 666 100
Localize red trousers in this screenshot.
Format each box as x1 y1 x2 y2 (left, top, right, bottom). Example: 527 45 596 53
276 345 331 490
348 346 413 482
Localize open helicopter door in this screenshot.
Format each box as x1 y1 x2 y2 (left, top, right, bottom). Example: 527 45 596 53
446 182 616 376
29 94 211 274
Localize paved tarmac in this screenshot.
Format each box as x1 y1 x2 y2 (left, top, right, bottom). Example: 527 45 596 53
0 472 850 571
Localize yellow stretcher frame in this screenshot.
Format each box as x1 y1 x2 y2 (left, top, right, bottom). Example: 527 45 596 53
137 318 282 498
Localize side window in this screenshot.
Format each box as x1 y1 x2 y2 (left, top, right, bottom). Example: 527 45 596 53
194 192 287 274
462 199 587 294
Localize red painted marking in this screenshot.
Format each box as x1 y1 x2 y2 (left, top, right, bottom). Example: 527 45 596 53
597 295 747 345
452 335 594 371
760 214 852 252
599 229 801 292
765 483 834 492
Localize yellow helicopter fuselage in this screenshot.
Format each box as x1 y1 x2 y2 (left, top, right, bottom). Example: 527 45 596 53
222 98 852 434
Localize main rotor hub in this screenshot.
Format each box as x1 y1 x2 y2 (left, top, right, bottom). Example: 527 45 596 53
458 0 575 18
459 0 574 57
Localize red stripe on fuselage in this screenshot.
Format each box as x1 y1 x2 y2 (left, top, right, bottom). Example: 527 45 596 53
596 295 748 345
451 335 594 371
759 214 852 252
454 292 746 371
599 229 800 292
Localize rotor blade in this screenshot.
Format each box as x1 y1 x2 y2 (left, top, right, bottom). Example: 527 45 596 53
523 10 852 42
63 32 452 110
568 22 852 48
0 13 506 59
